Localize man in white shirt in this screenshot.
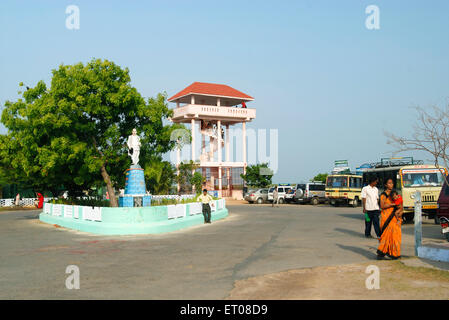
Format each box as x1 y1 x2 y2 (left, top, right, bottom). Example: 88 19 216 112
197 189 213 224
361 176 381 238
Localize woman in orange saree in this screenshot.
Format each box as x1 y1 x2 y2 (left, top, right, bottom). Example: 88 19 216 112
377 178 403 260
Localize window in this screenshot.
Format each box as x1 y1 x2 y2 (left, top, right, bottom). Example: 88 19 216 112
260 189 268 194
278 187 284 193
402 170 445 188
326 176 348 188
310 184 325 191
350 178 362 188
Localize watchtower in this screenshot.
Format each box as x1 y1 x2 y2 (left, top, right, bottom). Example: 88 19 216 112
168 82 256 199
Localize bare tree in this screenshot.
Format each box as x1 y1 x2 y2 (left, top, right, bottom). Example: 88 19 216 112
385 105 449 183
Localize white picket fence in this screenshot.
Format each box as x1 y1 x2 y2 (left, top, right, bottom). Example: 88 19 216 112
0 197 53 208
167 199 225 220
0 194 198 207
151 194 196 201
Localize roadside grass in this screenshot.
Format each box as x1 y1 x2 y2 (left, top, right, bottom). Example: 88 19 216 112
227 259 449 299
0 206 39 212
395 259 449 281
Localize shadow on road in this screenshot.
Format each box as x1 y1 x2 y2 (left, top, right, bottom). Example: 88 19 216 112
15 214 40 220
334 227 365 238
336 244 375 260
337 213 364 221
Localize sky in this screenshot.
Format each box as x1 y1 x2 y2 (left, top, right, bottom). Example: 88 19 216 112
1 0 448 183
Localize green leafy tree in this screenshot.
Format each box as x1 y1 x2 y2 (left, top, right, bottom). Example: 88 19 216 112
191 171 205 195
175 161 202 193
311 173 328 183
240 163 273 188
0 167 11 199
1 59 183 206
144 158 176 195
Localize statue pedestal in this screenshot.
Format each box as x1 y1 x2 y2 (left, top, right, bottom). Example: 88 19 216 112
119 165 151 207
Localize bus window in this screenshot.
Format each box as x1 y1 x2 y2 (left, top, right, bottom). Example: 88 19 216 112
350 177 361 188
327 176 347 188
402 171 445 187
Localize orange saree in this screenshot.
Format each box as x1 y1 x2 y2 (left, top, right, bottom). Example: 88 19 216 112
377 194 402 259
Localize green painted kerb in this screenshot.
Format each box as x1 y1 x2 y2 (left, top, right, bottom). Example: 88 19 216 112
39 202 228 235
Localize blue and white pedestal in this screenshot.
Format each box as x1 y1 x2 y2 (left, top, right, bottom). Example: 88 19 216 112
119 165 151 207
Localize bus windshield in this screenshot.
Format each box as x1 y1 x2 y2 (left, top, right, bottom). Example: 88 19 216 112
326 176 348 188
401 169 446 188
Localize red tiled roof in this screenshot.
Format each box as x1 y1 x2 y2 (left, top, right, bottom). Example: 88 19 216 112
168 82 254 102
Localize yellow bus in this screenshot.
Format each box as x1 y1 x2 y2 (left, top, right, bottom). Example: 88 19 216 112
325 174 363 207
362 159 447 222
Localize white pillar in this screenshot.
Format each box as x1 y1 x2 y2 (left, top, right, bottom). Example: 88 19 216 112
210 132 214 162
191 119 196 193
226 124 230 162
414 191 422 256
226 124 231 195
191 119 196 162
191 95 195 105
217 98 221 107
219 166 222 195
176 140 181 193
217 120 222 195
217 120 222 162
242 121 247 174
202 131 206 160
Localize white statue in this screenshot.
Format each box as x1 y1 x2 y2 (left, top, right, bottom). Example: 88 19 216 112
127 128 141 166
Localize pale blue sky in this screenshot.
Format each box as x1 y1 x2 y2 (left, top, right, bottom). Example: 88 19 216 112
1 0 448 182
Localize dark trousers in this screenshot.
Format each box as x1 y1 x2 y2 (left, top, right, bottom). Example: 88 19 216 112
365 210 381 237
202 203 211 223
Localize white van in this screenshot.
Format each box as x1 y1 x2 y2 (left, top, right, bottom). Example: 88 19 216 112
275 185 294 204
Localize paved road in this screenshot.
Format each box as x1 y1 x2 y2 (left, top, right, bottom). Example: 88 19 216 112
0 204 445 299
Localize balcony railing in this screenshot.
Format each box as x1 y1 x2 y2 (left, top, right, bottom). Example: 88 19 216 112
172 104 256 121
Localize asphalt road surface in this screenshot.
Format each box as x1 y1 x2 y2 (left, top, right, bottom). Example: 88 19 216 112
0 203 445 299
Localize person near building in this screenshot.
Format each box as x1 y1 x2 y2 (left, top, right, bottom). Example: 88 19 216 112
197 188 213 224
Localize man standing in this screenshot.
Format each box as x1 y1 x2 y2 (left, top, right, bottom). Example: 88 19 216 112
127 128 141 166
272 186 279 207
362 177 381 238
198 188 213 224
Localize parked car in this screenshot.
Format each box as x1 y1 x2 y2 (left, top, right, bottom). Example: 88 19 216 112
284 187 296 203
275 185 294 204
294 182 326 205
245 188 269 204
